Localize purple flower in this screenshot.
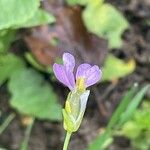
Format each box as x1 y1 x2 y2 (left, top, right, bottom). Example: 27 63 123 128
53 53 102 91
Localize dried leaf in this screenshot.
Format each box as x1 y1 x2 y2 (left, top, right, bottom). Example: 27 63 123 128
25 6 108 67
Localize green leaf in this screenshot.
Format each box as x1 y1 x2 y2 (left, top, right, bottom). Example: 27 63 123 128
118 100 150 150
102 54 135 81
0 30 16 53
66 0 88 6
66 0 104 6
88 130 112 150
88 84 138 150
119 84 150 125
83 3 129 48
18 9 55 28
88 85 149 150
0 0 40 30
25 52 47 72
0 53 25 85
107 84 138 129
8 68 62 121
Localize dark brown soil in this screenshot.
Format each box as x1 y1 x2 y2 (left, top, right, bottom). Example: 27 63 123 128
0 0 150 150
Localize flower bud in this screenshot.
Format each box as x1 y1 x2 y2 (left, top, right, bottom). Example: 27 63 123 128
62 90 90 133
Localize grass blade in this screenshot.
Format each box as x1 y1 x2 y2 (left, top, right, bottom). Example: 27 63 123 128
119 84 150 125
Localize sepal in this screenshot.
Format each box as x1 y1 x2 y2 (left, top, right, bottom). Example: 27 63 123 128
62 90 90 133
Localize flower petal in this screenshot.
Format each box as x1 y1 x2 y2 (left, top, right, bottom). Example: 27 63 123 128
85 65 102 87
63 53 75 71
76 64 102 87
76 63 91 78
53 63 75 90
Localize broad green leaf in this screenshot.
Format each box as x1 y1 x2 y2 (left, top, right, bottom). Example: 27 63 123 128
8 68 62 121
0 30 16 53
83 3 129 48
119 84 150 125
0 53 25 85
18 9 55 28
0 0 40 30
102 54 135 81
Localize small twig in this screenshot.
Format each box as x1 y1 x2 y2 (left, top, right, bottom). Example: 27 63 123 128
0 113 15 135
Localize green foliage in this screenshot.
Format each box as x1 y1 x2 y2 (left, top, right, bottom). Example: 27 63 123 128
0 30 15 54
66 0 104 6
102 54 135 81
17 9 55 28
88 84 149 150
0 53 25 85
0 0 40 30
0 0 59 120
0 0 54 55
67 0 129 48
66 0 88 5
8 68 62 121
25 52 54 74
107 84 138 129
0 53 62 121
118 86 150 125
119 101 150 150
0 30 16 53
25 52 48 72
83 3 129 48
0 0 54 30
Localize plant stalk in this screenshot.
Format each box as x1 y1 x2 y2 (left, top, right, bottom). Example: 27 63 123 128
20 118 34 150
63 132 72 150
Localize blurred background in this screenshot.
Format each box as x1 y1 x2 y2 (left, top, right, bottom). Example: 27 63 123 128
0 0 150 150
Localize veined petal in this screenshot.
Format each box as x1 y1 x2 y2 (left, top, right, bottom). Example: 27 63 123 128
76 64 102 87
76 63 91 78
63 53 75 71
53 63 75 90
85 65 102 87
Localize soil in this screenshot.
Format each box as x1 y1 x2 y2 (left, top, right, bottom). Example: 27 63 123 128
0 0 150 150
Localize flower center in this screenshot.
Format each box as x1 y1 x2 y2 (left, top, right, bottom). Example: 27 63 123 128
76 77 86 92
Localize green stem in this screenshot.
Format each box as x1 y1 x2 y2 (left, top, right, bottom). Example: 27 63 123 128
63 132 72 150
0 113 15 135
20 118 35 150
